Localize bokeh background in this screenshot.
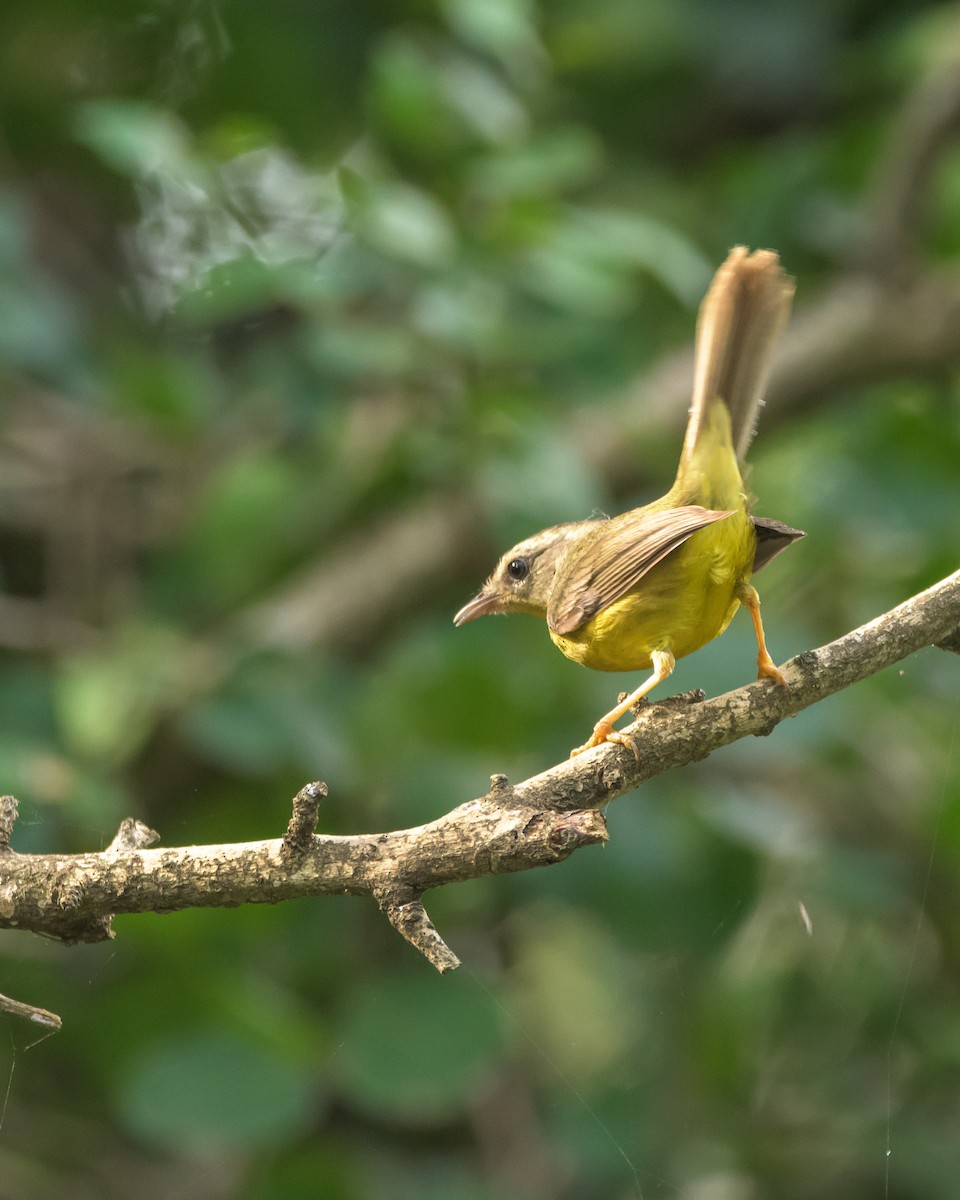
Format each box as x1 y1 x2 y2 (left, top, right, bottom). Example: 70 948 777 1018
2 1 960 1197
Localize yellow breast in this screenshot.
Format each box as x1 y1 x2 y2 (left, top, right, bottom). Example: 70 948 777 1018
549 509 754 672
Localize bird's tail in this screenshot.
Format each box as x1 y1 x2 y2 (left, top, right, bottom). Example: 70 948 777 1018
679 247 794 477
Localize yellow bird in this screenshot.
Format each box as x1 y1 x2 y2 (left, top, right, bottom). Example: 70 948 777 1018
454 247 803 756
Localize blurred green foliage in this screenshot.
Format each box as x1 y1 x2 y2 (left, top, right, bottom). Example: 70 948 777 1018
1 1 960 1198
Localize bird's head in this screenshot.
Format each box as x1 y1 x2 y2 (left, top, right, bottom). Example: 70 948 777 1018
454 519 599 625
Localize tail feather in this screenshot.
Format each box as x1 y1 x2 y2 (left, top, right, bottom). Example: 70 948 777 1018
681 247 794 468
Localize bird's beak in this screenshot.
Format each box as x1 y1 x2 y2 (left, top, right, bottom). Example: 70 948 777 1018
453 590 500 626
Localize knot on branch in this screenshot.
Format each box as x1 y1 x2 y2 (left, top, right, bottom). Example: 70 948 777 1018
0 795 18 851
52 872 84 911
520 808 608 864
548 808 608 855
107 818 159 853
597 762 626 794
791 649 820 677
487 773 515 802
46 870 115 943
283 781 328 857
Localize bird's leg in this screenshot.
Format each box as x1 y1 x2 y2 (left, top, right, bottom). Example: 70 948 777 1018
569 650 675 758
736 582 788 687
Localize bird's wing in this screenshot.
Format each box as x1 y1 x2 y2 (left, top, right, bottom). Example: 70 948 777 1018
547 505 733 636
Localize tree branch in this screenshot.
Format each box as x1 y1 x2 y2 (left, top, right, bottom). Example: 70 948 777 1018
1 568 957 1027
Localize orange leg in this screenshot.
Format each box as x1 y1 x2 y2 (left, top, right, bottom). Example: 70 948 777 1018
736 582 788 687
570 650 676 758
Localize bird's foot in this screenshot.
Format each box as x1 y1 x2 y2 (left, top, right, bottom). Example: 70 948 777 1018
757 651 789 688
569 722 639 761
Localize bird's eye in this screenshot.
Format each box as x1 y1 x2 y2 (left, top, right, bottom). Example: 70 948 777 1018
507 557 529 581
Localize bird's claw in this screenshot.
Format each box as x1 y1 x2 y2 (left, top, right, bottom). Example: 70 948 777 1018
757 652 789 688
569 723 639 762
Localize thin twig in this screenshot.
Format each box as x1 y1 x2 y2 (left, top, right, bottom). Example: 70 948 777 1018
0 991 62 1032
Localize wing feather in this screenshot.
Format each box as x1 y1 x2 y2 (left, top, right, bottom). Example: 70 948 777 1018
547 505 734 636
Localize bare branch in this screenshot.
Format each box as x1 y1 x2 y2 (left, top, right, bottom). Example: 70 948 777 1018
0 568 957 1027
0 789 609 957
0 569 955 992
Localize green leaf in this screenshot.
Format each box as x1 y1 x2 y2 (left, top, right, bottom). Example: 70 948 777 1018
356 183 457 267
338 972 503 1121
118 1030 321 1152
337 165 371 212
74 101 194 179
55 623 212 765
466 128 602 197
443 0 544 69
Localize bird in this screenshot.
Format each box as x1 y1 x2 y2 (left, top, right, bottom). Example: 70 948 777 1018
454 246 803 757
